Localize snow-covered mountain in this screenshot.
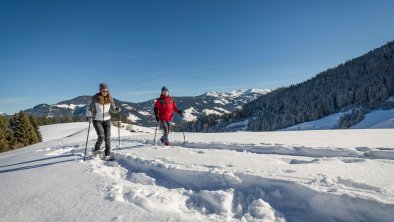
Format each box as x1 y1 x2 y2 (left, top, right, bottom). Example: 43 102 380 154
1 122 393 221
0 112 9 116
178 89 270 122
24 89 269 126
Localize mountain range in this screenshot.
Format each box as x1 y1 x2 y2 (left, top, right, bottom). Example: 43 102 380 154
24 89 269 127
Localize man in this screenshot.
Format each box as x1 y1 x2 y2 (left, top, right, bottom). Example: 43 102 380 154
154 86 183 145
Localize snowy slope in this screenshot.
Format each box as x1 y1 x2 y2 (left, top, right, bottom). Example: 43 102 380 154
282 112 348 131
283 109 394 131
351 109 394 129
1 123 393 222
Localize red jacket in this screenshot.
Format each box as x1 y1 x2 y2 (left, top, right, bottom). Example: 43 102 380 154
154 94 180 122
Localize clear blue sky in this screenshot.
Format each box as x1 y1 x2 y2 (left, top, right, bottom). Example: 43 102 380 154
1 0 394 114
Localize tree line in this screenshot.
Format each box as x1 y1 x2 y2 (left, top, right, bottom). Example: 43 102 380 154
176 39 394 132
0 111 43 153
36 115 83 125
32 111 128 126
0 110 133 153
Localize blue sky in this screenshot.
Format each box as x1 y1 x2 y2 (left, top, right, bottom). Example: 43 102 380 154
1 0 394 114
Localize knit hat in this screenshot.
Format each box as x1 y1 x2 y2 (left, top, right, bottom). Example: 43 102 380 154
99 83 109 91
161 86 168 92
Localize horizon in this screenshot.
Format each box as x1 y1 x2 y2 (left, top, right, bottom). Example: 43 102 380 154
2 87 270 115
2 0 394 114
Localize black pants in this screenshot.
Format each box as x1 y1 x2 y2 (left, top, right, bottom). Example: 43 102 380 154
93 120 111 156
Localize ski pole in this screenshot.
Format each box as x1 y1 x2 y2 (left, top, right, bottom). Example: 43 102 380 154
182 120 186 143
153 121 159 144
83 118 92 162
118 112 121 148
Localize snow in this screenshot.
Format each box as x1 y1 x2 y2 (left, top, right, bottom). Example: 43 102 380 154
202 109 222 116
225 120 249 131
53 104 85 110
213 99 229 105
121 104 135 111
127 113 141 122
351 109 394 129
214 107 231 113
386 96 394 102
40 122 92 142
138 110 151 116
284 109 394 131
125 124 156 134
1 122 394 222
205 89 269 99
282 112 349 131
183 107 199 122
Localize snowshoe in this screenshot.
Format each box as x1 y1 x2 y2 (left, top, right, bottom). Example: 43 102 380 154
104 155 115 161
93 150 102 158
163 141 172 146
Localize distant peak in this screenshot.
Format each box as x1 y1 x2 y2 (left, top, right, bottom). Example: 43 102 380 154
0 112 9 116
203 88 270 97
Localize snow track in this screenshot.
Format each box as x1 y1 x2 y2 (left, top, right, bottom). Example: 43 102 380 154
112 151 392 222
125 138 394 160
46 138 394 222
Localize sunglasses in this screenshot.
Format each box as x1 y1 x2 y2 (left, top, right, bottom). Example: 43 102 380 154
101 90 109 93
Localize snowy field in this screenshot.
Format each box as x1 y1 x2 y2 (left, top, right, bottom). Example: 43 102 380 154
1 122 394 222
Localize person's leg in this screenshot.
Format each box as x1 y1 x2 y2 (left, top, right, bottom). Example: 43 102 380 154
93 120 104 152
164 121 170 142
160 120 170 142
103 120 112 156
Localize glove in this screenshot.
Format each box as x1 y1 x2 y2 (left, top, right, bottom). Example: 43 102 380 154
155 115 159 121
86 110 92 120
115 107 121 113
178 110 183 117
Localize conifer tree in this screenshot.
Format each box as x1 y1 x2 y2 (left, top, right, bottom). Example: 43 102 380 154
6 126 16 150
29 115 43 142
0 116 8 152
11 111 38 147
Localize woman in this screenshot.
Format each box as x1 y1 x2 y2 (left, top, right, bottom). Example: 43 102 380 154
154 86 183 145
86 83 120 159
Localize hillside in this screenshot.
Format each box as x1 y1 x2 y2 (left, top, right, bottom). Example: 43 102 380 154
181 40 394 132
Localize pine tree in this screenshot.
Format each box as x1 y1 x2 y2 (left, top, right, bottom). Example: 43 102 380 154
6 127 16 150
5 117 16 150
0 116 8 152
8 115 21 148
11 111 38 147
29 115 43 142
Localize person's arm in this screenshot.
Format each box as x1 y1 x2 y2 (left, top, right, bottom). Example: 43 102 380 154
110 96 121 113
172 99 182 115
154 99 160 121
86 96 95 119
